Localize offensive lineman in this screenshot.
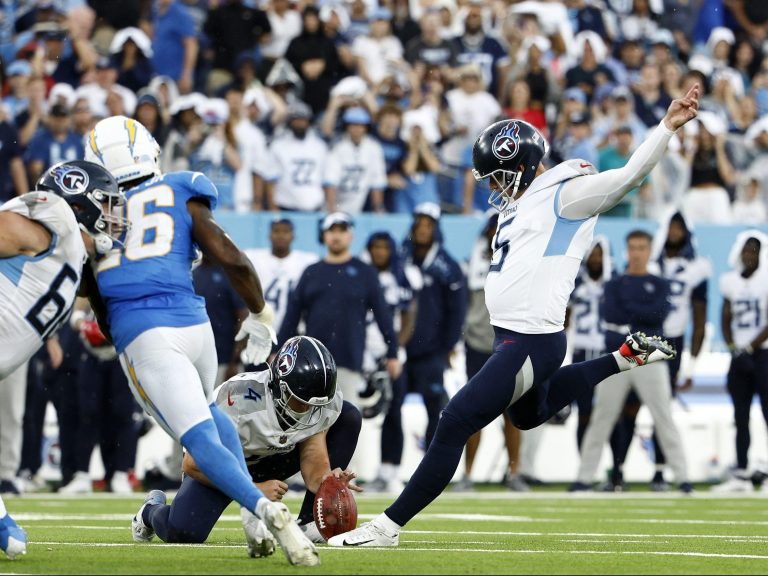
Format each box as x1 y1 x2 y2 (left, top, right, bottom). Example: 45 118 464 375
134 336 362 553
84 116 318 566
330 84 702 547
0 159 127 559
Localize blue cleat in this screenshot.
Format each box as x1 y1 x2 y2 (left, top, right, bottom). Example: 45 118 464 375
0 515 27 559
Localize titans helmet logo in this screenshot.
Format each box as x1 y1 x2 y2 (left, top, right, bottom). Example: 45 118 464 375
277 338 300 377
492 122 520 161
53 166 89 195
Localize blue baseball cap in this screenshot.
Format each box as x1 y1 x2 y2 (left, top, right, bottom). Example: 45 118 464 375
370 6 393 20
7 60 31 77
342 107 371 125
563 87 587 105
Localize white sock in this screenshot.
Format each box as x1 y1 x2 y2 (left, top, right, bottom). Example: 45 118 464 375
376 513 401 534
255 496 271 519
612 351 634 372
0 495 6 519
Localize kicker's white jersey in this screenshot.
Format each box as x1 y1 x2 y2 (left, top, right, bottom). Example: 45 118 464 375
325 136 387 214
213 371 343 462
719 269 768 350
0 192 85 378
485 161 598 334
244 249 318 334
265 131 329 211
568 277 605 352
656 256 712 338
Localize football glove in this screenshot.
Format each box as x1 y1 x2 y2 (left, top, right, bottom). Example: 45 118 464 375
235 304 277 365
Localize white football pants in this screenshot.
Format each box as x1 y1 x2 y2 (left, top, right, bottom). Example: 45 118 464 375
0 362 27 480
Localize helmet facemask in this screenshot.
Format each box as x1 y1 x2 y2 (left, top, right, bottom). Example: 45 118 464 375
85 187 129 254
271 378 332 432
473 168 522 212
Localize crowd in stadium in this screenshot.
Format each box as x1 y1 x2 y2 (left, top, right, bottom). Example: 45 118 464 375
0 0 767 503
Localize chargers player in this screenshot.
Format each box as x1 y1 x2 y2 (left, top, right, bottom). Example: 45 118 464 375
84 116 319 566
0 159 126 559
329 85 701 547
135 336 362 553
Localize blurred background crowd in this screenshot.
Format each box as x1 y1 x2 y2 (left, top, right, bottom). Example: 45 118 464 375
1 0 768 498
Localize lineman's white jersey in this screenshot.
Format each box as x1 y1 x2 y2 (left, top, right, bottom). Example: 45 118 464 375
655 256 712 338
719 269 768 350
265 131 329 211
486 161 598 333
325 135 387 214
213 371 343 462
0 192 86 378
244 248 318 334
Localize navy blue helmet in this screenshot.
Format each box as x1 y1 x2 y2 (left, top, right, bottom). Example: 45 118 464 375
472 119 549 211
270 336 337 431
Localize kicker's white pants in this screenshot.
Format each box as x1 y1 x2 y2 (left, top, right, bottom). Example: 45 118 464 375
0 362 27 480
119 323 218 442
576 362 689 483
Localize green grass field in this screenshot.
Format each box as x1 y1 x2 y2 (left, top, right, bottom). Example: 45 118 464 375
3 491 768 574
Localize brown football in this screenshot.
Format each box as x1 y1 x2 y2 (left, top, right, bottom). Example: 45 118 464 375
313 475 358 540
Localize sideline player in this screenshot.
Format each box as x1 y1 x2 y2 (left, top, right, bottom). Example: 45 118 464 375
0 159 126 559
329 85 701 547
84 116 318 566
135 336 362 554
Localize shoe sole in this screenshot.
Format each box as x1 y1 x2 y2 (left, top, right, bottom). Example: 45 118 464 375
264 505 320 566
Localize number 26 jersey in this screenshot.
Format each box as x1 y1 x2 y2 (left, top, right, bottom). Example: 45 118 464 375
95 171 218 352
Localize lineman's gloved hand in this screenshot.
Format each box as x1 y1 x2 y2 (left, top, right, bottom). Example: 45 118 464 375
235 304 277 365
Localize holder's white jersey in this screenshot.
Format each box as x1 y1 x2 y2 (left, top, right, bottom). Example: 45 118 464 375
0 192 85 378
486 161 599 333
213 371 343 462
719 269 768 350
244 249 318 334
657 256 712 338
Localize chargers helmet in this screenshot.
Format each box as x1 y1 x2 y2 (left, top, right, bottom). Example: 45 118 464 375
269 336 337 431
36 160 128 253
472 119 549 211
84 115 161 187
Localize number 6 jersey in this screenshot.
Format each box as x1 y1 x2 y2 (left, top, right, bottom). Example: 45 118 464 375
0 192 85 378
95 171 218 352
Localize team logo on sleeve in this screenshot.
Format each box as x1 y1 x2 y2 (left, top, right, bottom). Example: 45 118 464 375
53 165 89 194
492 122 520 161
276 338 300 377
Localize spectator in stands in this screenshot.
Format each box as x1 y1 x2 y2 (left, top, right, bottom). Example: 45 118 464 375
134 91 168 148
397 121 441 213
565 31 614 101
109 26 154 94
203 0 270 81
29 21 97 88
390 0 421 49
732 174 768 225
265 100 331 211
3 60 31 120
453 1 506 97
725 0 768 44
713 230 768 492
320 4 355 74
706 26 735 71
285 5 343 116
405 8 458 80
633 63 672 128
502 35 556 109
262 0 302 65
661 61 684 100
71 97 94 137
597 125 649 217
682 111 736 225
161 92 204 173
398 203 466 451
0 105 28 203
325 107 388 214
730 37 761 91
374 104 410 213
556 111 598 168
592 85 647 148
352 7 404 89
502 78 547 135
278 212 401 407
566 0 609 40
152 0 198 93
24 102 83 182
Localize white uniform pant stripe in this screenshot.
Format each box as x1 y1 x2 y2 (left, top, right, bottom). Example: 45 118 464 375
577 362 689 484
119 323 218 442
510 356 535 407
0 361 27 479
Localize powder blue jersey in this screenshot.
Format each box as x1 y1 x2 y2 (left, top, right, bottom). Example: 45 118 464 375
95 171 218 352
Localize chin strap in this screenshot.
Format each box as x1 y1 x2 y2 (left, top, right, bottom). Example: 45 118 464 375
93 233 114 254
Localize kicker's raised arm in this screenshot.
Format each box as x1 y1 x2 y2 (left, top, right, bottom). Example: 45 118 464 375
558 84 700 220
